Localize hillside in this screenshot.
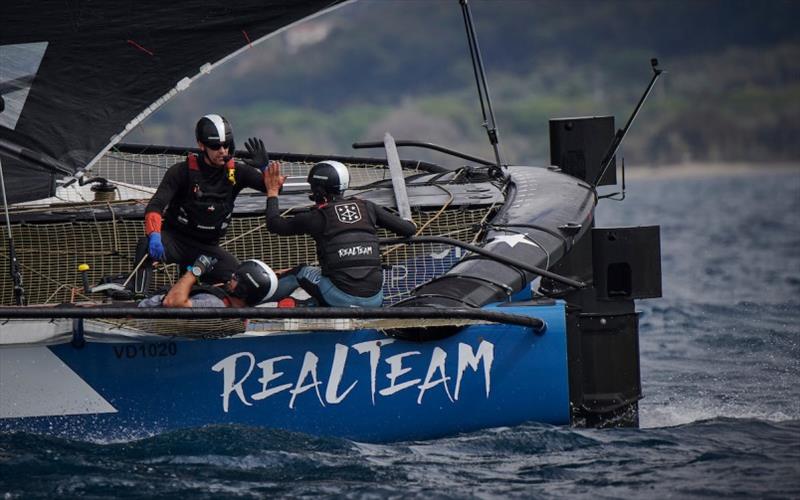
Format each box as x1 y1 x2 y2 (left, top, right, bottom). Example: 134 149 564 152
126 0 800 168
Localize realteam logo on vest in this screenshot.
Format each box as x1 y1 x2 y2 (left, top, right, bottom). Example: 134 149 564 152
338 245 373 258
335 203 361 223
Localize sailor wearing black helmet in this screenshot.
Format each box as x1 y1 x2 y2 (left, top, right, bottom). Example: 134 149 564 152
263 160 416 307
140 114 274 285
138 255 277 308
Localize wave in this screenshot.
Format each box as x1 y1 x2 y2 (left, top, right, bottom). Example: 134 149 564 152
2 419 798 498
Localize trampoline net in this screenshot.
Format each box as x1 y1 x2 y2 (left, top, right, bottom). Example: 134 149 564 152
1 148 500 314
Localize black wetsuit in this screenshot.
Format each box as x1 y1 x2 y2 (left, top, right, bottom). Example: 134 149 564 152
266 196 416 297
143 154 266 283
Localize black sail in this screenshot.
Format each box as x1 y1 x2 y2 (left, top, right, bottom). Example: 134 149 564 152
0 0 346 204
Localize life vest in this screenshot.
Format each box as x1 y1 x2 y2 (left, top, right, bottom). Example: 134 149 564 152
317 198 383 295
163 153 237 242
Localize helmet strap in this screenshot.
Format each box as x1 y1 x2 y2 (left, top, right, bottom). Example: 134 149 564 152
200 145 214 166
309 189 328 205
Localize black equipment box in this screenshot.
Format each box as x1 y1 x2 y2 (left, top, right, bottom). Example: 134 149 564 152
592 226 662 300
549 116 616 186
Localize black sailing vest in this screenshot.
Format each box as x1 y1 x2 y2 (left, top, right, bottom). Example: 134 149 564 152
317 198 383 296
163 154 236 243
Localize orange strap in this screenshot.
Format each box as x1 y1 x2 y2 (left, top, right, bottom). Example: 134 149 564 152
187 153 199 170
144 211 162 235
226 159 236 185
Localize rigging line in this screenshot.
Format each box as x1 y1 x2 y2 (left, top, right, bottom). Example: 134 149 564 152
106 201 121 255
221 222 266 248
160 262 179 286
104 153 171 170
0 161 13 241
0 156 25 305
122 255 150 289
472 200 501 244
414 184 454 236
461 1 488 126
126 40 154 56
381 185 453 259
7 259 61 289
86 198 106 250
241 30 253 48
43 283 74 306
222 202 303 248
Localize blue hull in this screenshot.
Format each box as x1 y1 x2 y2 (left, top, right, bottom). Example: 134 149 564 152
0 303 568 443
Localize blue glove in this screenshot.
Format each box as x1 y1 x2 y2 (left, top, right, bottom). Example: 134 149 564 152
148 232 165 261
244 137 269 172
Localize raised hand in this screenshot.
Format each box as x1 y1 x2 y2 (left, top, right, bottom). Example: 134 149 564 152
244 137 270 172
264 161 287 196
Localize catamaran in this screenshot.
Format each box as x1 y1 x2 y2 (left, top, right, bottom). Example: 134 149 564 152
0 0 663 442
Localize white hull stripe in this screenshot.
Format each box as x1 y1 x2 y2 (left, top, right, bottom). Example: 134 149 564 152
0 346 117 418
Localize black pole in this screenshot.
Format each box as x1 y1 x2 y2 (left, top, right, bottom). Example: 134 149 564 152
592 59 665 188
381 235 586 289
0 306 545 332
459 0 505 170
0 156 25 305
352 140 494 166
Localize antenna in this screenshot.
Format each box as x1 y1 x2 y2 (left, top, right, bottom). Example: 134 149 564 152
459 0 505 171
592 58 665 188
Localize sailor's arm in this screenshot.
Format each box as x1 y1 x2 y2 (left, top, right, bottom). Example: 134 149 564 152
143 162 184 260
263 161 313 236
162 255 217 308
161 271 196 308
237 160 269 193
374 203 417 237
145 162 183 215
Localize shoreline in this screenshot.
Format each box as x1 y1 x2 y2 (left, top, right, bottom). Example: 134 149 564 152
621 162 800 180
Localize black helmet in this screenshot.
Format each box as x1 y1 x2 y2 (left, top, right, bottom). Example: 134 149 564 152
230 259 277 305
307 160 350 202
195 114 234 151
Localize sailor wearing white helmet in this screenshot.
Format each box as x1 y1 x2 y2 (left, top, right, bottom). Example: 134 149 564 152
138 114 274 286
262 160 416 307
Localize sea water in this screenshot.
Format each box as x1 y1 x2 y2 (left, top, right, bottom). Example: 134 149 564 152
1 168 798 498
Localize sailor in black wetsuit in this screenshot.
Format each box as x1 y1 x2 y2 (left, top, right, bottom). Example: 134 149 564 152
141 114 272 284
264 160 417 307
138 255 277 308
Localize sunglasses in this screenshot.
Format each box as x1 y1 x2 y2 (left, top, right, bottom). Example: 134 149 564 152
204 141 233 151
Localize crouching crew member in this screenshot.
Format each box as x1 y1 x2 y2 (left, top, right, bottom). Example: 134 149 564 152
138 255 277 308
264 160 416 307
139 114 272 285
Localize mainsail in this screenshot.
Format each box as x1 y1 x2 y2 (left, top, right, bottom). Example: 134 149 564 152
0 0 347 204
